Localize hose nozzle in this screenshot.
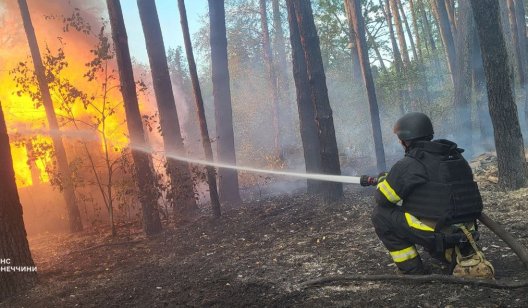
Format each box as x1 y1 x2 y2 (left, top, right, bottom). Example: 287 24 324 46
360 175 378 186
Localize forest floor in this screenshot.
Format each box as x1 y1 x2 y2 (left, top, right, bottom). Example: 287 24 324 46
3 153 528 307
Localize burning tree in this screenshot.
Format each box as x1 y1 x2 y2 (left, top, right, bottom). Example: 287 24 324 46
0 101 37 300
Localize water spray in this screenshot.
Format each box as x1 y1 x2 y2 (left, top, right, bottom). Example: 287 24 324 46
131 145 379 186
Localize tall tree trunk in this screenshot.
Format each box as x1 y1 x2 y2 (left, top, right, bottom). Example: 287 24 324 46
177 0 221 217
514 0 528 126
471 17 493 149
398 0 418 61
452 0 473 153
445 0 457 38
259 0 282 157
272 0 294 138
286 0 323 193
431 0 457 85
498 0 516 76
409 0 423 60
106 0 162 235
507 0 525 85
470 0 527 190
344 0 366 81
381 0 405 113
418 0 437 56
390 0 410 67
345 0 387 172
290 0 343 201
137 0 197 216
208 0 241 203
0 102 37 301
18 0 83 233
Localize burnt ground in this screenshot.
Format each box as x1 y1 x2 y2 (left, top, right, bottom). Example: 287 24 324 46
2 172 528 307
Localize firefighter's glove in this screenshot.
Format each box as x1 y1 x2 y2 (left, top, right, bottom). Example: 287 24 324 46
377 172 388 184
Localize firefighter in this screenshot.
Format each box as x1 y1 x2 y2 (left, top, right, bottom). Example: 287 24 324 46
371 112 494 277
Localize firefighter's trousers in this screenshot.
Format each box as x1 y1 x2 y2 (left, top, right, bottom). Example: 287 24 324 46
371 204 442 273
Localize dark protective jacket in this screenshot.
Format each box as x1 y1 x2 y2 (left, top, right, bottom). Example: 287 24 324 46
375 139 483 229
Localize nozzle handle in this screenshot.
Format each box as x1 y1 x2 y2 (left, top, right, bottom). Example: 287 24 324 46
360 175 378 186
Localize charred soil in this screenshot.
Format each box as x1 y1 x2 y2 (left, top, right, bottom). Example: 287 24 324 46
2 156 528 307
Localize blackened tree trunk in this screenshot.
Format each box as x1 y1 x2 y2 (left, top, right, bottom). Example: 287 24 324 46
345 0 386 172
106 0 162 235
471 18 493 149
286 0 322 194
137 0 197 215
208 0 241 203
177 0 221 217
471 0 527 190
286 0 323 193
0 102 37 300
259 0 282 157
398 0 418 61
432 0 457 85
452 0 473 153
507 0 525 85
343 0 365 81
291 0 343 201
18 0 83 233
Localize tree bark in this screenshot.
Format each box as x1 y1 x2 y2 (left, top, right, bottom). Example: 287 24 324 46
259 0 282 157
343 0 366 81
431 0 457 85
471 19 493 149
398 0 418 61
471 0 527 190
286 0 323 194
507 0 525 85
514 0 528 86
106 0 162 235
208 0 242 203
292 0 343 201
0 102 37 300
445 0 457 38
137 0 197 215
345 0 387 173
18 0 83 233
390 0 410 67
452 0 473 153
177 0 221 217
409 0 423 60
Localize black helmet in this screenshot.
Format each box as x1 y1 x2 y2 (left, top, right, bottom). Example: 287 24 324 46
393 112 434 141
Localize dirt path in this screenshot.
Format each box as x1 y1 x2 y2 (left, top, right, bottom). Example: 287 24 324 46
2 185 528 307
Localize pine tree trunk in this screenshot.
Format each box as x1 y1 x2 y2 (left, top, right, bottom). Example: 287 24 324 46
18 0 83 233
452 0 473 153
398 0 418 61
498 0 516 76
470 18 493 149
177 0 221 217
208 0 242 204
290 0 343 201
507 0 525 85
286 0 323 193
409 0 423 60
259 0 282 157
345 0 386 172
106 0 162 235
471 0 527 190
344 0 366 81
390 0 410 67
137 0 197 215
0 102 37 300
432 0 457 85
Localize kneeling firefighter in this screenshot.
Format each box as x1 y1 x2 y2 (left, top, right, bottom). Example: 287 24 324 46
367 112 494 278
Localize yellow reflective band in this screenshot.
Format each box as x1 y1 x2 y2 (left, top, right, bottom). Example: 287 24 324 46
405 212 434 232
389 246 419 263
377 180 401 203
